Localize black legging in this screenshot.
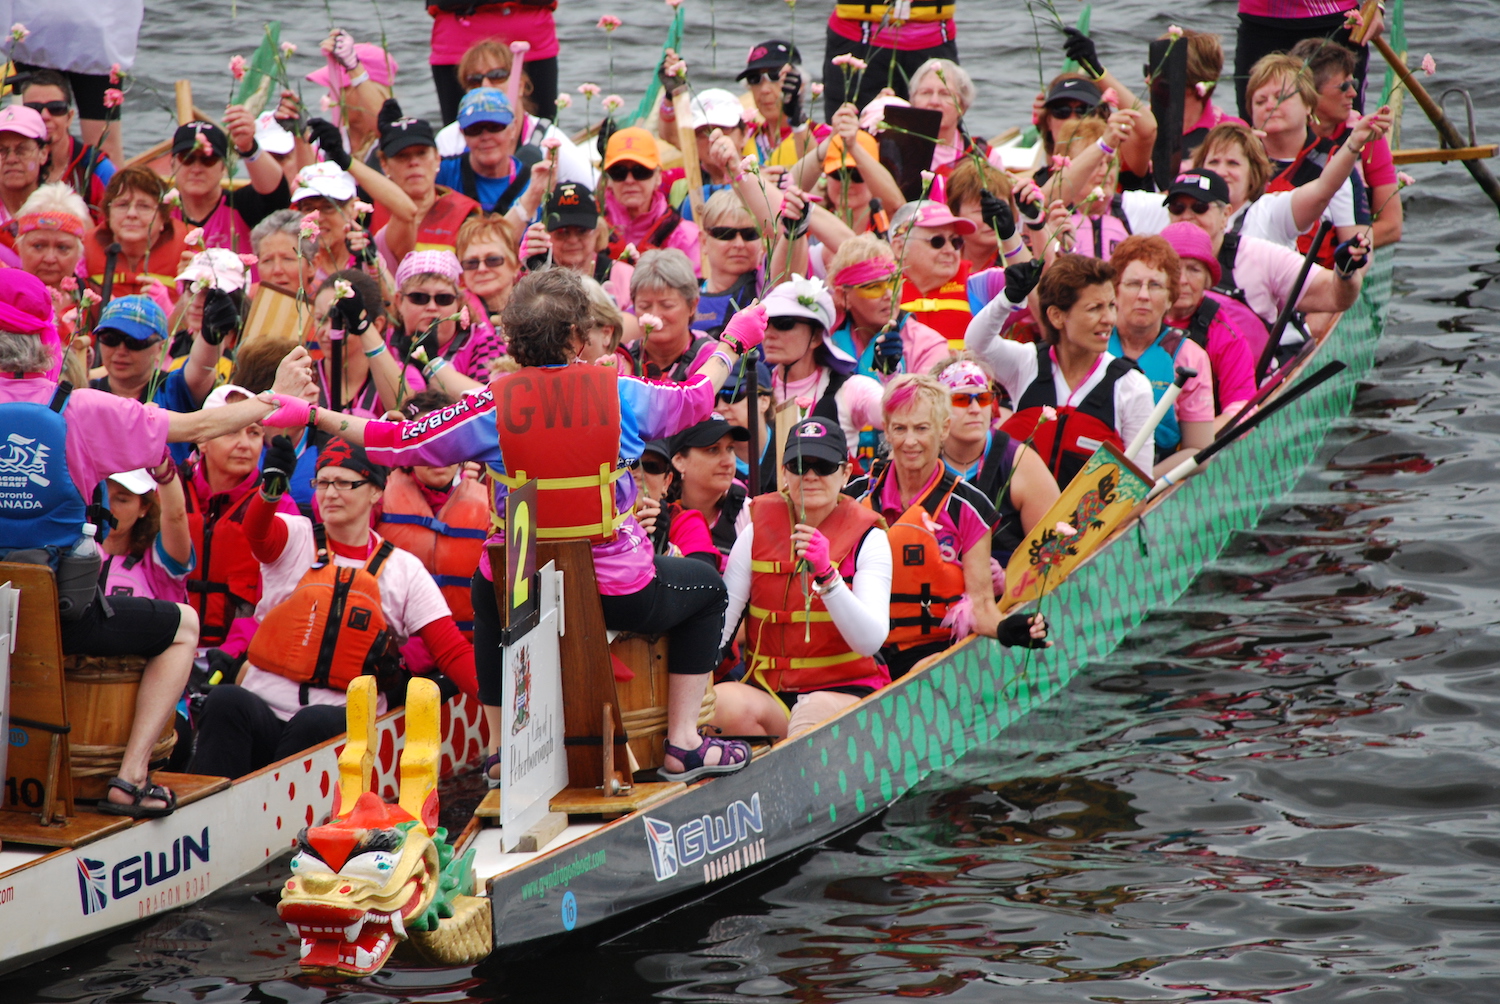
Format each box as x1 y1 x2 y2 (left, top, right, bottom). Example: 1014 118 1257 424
1234 12 1371 120
821 27 959 122
471 554 726 706
187 685 347 778
431 57 560 125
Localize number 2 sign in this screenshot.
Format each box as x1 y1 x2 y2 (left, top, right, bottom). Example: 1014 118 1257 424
503 479 540 642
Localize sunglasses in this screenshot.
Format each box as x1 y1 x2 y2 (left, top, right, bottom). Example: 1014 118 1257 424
606 163 655 182
461 254 509 271
97 329 161 351
768 316 806 331
1336 79 1357 93
743 70 782 86
848 279 893 299
461 121 507 137
828 168 863 184
785 456 842 477
297 196 334 213
923 234 965 251
178 151 223 168
1046 101 1093 120
951 391 995 409
639 456 671 476
708 225 759 242
24 100 69 116
464 67 510 87
403 291 458 306
1167 199 1214 216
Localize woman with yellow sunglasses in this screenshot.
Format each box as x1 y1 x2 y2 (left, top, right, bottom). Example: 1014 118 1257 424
825 234 949 384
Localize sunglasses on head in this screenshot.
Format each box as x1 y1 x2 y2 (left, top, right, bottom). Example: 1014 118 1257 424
403 291 458 307
743 69 782 86
606 162 655 182
464 67 510 87
179 151 222 168
24 100 69 116
1168 198 1214 216
639 456 671 476
461 254 509 271
951 391 995 409
97 329 160 351
461 121 507 137
923 234 965 251
1046 101 1093 120
708 225 758 243
785 455 841 477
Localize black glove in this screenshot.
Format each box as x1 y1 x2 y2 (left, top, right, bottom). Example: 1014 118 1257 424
305 117 351 171
979 190 1016 240
261 434 299 495
1016 190 1044 222
1332 236 1368 278
1063 27 1105 80
657 52 688 96
782 206 810 240
376 97 404 135
328 282 371 336
1004 259 1044 303
780 68 804 121
204 647 241 686
996 611 1049 649
199 287 240 346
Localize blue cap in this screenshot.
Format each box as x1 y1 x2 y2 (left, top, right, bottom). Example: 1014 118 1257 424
458 88 514 130
95 295 167 343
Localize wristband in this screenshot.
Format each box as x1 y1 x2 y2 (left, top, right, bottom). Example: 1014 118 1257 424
150 463 178 485
237 141 261 162
364 343 387 359
1003 242 1025 259
306 404 318 429
347 69 370 88
811 570 841 595
423 356 449 379
708 348 735 370
1097 138 1116 156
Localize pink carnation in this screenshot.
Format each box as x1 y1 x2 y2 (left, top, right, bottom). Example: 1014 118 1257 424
810 82 825 97
597 14 622 31
229 54 247 81
109 63 122 85
1397 171 1416 187
554 93 572 109
61 307 78 326
665 0 685 7
459 305 472 328
8 23 28 43
795 396 814 412
238 253 259 267
541 136 562 152
1051 155 1072 170
81 288 101 306
578 82 601 99
1343 9 1364 28
1055 521 1078 537
1100 87 1120 106
102 88 124 110
60 276 78 292
1040 405 1057 422
602 94 624 113
638 312 663 333
1421 53 1436 76
353 200 375 215
184 227 205 248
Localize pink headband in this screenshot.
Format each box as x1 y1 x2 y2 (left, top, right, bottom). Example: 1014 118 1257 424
16 211 86 239
831 257 896 288
938 361 990 393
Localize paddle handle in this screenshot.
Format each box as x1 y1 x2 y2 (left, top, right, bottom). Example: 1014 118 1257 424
1255 219 1331 385
1125 365 1196 461
746 359 761 495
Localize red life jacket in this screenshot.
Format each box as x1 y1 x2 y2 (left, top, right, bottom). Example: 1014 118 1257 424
247 527 400 699
860 463 967 651
489 364 627 543
899 260 972 351
608 203 683 262
182 481 263 648
375 470 490 636
1000 343 1135 487
85 219 191 300
371 187 481 254
746 493 884 694
1265 130 1345 269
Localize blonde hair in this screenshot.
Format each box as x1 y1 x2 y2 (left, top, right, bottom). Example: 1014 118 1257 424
579 276 626 354
700 188 753 231
1246 53 1318 115
882 373 951 428
456 213 518 263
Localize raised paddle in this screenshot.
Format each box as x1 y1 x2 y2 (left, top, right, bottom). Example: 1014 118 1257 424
1213 336 1319 445
1148 360 1346 499
1254 219 1333 385
1125 364 1196 461
746 357 760 496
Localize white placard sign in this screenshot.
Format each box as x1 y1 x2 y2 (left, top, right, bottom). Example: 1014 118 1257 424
499 562 567 848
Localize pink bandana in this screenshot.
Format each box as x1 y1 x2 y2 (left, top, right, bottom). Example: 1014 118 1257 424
831 257 897 288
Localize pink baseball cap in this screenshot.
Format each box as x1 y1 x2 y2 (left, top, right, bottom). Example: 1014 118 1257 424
306 44 399 89
904 199 977 235
0 104 47 143
1160 221 1222 286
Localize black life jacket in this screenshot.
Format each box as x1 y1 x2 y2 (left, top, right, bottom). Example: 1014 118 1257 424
999 344 1136 487
971 430 1025 566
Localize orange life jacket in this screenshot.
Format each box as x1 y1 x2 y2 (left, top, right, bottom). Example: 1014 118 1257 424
899 260 972 350
85 220 191 300
746 493 884 694
183 483 263 648
375 470 490 636
371 187 481 254
247 527 400 699
860 463 967 650
488 364 627 543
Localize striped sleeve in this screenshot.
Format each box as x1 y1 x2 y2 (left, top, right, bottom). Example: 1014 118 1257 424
617 372 716 460
947 479 1001 553
363 386 504 470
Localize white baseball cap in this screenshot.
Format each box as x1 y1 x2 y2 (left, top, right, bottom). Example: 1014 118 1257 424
255 111 296 156
690 89 744 130
108 469 157 495
175 248 250 293
292 161 358 204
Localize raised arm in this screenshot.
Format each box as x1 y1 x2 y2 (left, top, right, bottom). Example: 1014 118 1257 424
165 347 314 443
1290 107 1392 232
223 104 285 196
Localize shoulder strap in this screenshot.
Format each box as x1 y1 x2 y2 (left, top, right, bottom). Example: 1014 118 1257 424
1187 297 1219 347
312 523 330 567
649 208 684 249
49 381 73 412
366 540 396 576
1158 326 1186 358
919 467 960 518
457 153 480 202
1110 192 1132 233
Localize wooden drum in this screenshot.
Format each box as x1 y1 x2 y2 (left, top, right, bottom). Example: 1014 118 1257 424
610 633 716 771
63 655 177 800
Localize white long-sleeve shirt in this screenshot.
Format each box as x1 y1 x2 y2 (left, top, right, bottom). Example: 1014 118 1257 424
966 291 1156 473
720 523 892 657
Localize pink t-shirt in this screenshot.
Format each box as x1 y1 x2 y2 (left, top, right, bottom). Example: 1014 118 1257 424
1173 338 1216 425
771 367 884 451
241 520 452 721
1166 301 1258 411
1185 100 1246 137
667 504 716 562
101 539 190 604
0 377 171 499
873 463 994 559
828 14 956 50
604 190 702 276
428 7 559 64
1231 234 1325 327
1238 0 1356 16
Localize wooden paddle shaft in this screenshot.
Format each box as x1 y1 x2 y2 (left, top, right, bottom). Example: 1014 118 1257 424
672 88 713 287
175 81 193 126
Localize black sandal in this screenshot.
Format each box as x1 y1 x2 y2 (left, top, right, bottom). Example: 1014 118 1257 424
98 776 177 819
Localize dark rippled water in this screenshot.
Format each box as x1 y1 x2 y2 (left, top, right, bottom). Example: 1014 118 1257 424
16 1 1500 1001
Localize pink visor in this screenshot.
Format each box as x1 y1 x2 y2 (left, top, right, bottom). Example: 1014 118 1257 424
908 200 977 235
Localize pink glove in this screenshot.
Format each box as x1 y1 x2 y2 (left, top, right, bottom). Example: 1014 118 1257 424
720 303 767 355
263 395 311 429
798 527 834 579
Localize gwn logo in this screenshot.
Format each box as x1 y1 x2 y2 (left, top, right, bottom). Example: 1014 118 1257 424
75 827 210 915
644 792 764 882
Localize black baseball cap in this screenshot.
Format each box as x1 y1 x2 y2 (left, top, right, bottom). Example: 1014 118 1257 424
717 358 773 402
782 417 847 467
671 415 749 455
172 121 228 158
379 114 437 157
1162 168 1231 206
1045 77 1102 109
545 181 599 232
737 40 800 81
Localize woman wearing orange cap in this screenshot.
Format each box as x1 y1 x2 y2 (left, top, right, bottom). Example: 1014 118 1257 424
603 126 701 274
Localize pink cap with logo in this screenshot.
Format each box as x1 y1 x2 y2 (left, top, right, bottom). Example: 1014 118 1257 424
0 104 47 143
905 199 977 235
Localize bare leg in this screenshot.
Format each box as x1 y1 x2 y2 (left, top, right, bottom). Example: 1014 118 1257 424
709 682 789 740
80 118 124 170
107 603 197 810
663 673 730 774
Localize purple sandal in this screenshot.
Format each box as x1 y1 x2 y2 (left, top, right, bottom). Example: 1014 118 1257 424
483 751 502 790
659 734 751 783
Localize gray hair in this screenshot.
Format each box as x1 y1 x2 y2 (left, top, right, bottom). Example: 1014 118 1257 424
630 248 700 306
251 208 318 260
0 332 57 374
910 58 975 115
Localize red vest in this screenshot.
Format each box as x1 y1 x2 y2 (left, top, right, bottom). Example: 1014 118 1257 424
490 365 626 543
860 465 967 650
747 493 884 693
899 260 972 350
85 220 191 300
183 485 263 648
372 187 481 254
376 470 490 636
1001 345 1133 487
1266 133 1342 268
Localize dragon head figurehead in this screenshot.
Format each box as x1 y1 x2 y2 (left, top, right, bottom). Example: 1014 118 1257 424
279 677 491 977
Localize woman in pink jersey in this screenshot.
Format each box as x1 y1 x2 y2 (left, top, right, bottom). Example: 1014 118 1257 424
99 466 194 604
